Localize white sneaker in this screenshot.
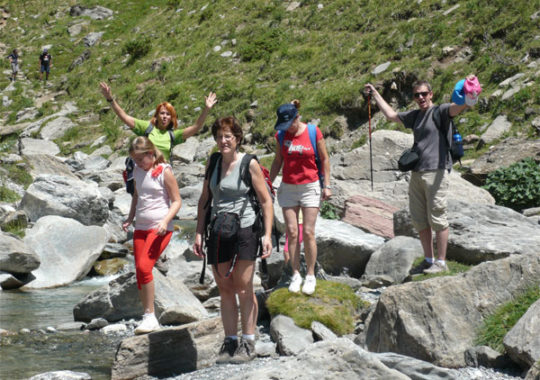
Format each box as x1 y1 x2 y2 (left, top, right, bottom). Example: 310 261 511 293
134 313 160 335
288 272 303 293
302 275 316 295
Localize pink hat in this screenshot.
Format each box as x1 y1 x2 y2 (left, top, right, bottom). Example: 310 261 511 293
463 76 482 97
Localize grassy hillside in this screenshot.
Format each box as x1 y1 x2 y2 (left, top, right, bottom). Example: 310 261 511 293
1 0 539 154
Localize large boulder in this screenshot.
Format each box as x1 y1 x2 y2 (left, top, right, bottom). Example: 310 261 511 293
372 352 461 379
394 200 540 264
39 116 76 140
19 138 60 156
270 314 314 356
361 236 423 287
365 253 540 367
25 154 78 179
315 218 385 277
503 298 540 369
171 136 199 164
342 195 399 239
20 175 109 226
478 115 512 148
111 317 223 380
0 231 40 274
73 271 208 324
228 338 409 380
23 216 108 288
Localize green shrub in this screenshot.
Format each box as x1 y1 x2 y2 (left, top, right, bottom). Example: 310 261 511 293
238 27 285 62
320 201 340 220
266 280 366 335
123 37 152 61
483 158 540 211
475 285 539 352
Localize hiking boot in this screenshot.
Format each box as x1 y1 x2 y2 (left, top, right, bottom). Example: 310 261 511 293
216 337 238 364
155 254 169 275
229 338 256 364
423 261 448 274
302 275 316 295
288 272 302 293
410 260 433 275
134 313 160 335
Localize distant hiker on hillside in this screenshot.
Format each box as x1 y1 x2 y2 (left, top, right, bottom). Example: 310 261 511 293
99 82 217 161
193 116 273 364
7 49 19 82
39 48 51 82
364 76 478 274
269 100 331 295
123 137 182 334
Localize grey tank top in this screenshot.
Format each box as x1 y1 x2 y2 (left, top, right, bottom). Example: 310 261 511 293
209 153 255 228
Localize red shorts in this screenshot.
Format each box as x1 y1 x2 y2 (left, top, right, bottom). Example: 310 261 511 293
133 229 172 289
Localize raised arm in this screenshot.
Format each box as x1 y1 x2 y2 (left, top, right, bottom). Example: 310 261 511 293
182 92 217 140
99 82 136 129
364 83 402 124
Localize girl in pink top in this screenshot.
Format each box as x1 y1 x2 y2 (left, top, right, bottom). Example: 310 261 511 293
123 137 182 334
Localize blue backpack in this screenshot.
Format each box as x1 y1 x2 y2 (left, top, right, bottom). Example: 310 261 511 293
277 123 324 187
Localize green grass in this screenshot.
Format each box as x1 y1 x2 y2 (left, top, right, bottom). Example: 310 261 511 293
1 0 538 155
266 280 368 335
0 186 20 203
411 257 472 281
1 219 27 238
475 285 540 353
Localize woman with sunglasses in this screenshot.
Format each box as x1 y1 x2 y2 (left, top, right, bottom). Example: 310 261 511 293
364 77 477 275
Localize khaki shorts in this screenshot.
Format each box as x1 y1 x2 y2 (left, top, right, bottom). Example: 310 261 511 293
408 170 449 232
278 181 321 208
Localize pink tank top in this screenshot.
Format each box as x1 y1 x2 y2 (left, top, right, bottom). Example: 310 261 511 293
133 163 173 231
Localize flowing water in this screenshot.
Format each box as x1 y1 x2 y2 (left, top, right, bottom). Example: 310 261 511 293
0 277 126 379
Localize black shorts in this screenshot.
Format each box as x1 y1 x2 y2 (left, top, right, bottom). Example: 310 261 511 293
206 224 258 265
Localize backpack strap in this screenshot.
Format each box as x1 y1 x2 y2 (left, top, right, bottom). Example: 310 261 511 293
433 106 455 156
307 123 319 160
144 122 154 136
277 130 286 149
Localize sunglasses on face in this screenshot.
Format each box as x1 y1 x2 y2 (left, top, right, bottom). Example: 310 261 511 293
413 91 431 99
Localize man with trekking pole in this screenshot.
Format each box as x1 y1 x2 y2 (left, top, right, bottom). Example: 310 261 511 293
364 76 480 274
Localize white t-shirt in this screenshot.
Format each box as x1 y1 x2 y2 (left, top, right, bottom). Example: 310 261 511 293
133 163 173 231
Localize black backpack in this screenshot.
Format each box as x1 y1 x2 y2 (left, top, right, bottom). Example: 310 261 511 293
433 106 464 164
199 152 280 283
123 123 175 195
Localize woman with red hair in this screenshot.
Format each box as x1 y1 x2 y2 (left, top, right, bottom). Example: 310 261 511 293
99 82 217 161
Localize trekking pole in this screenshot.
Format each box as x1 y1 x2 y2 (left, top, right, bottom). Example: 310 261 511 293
368 94 374 191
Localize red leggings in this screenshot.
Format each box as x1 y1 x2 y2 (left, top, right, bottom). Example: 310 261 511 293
133 229 172 289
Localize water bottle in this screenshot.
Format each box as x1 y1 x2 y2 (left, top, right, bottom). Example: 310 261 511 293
452 130 464 160
453 131 462 145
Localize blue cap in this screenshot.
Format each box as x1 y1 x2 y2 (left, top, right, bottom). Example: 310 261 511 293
274 103 298 131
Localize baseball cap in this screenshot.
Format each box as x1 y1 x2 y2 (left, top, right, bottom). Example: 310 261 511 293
274 103 298 131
